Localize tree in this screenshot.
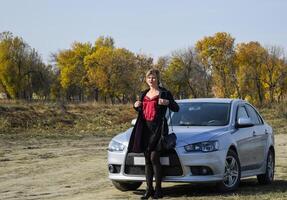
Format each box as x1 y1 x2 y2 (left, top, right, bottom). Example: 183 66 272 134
56 42 92 101
135 54 154 90
0 32 28 98
0 31 50 100
112 48 136 103
84 46 115 103
164 48 210 99
94 36 115 50
235 42 267 105
155 56 169 73
262 46 287 103
196 32 238 98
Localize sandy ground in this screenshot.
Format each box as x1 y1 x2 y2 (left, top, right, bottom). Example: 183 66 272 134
0 135 287 200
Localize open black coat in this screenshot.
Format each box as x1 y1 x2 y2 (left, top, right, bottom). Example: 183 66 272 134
127 87 179 153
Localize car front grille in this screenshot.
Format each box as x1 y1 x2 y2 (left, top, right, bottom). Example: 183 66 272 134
124 149 183 176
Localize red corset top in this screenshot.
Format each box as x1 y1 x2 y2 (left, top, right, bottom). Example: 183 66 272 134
142 95 159 121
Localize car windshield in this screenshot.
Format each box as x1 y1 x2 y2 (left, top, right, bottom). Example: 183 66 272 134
168 102 231 126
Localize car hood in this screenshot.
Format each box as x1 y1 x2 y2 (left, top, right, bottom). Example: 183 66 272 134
113 126 229 148
170 126 229 146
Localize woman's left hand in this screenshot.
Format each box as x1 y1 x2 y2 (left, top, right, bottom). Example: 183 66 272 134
158 98 169 106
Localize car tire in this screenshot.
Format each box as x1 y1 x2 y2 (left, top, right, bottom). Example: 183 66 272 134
257 149 275 184
112 180 142 191
216 149 241 192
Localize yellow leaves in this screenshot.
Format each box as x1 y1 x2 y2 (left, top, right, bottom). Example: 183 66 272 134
52 33 286 104
85 46 114 94
195 32 236 97
95 36 115 49
235 42 287 104
0 32 49 99
82 42 138 98
244 95 253 104
57 42 91 93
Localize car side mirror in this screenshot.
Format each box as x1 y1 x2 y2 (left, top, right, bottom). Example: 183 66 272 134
131 118 137 126
236 117 254 128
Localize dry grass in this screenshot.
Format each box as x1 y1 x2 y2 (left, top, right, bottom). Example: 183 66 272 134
0 100 286 139
0 101 136 139
260 102 287 135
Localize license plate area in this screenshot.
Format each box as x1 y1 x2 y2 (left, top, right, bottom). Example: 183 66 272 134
125 151 183 176
134 157 145 165
133 157 170 166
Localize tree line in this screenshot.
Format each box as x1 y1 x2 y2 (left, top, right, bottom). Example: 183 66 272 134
0 31 286 106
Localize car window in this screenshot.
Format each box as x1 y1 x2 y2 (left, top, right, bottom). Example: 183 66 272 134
237 106 249 119
170 102 230 126
254 111 264 124
245 104 262 125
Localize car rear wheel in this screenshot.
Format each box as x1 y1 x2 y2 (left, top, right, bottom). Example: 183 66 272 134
112 180 142 191
217 150 241 192
257 149 275 184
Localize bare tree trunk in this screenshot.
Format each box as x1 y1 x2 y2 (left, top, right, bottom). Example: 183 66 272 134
0 80 12 99
255 77 264 105
110 94 115 104
269 85 275 103
187 81 197 98
94 88 99 101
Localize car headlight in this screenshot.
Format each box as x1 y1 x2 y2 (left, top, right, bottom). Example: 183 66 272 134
184 141 219 152
108 140 126 152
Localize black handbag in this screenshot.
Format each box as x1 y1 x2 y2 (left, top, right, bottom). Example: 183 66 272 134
161 132 177 151
161 109 177 151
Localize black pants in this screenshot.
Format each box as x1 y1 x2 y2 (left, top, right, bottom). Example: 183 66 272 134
143 120 162 191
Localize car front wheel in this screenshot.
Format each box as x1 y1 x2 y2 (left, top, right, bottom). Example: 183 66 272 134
112 180 142 191
217 150 241 192
257 149 275 184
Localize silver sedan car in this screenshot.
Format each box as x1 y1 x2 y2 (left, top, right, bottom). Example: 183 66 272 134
107 98 275 192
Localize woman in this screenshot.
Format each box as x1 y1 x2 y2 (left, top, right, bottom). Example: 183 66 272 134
128 68 179 199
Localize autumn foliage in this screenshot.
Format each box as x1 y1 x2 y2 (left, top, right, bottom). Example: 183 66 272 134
0 31 286 106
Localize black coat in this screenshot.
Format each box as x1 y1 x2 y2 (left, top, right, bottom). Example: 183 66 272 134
128 87 179 153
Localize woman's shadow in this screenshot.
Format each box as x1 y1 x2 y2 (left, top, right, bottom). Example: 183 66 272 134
134 179 287 198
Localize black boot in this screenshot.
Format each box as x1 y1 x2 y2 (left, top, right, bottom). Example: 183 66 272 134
141 188 154 199
141 164 154 199
152 188 163 199
153 161 163 199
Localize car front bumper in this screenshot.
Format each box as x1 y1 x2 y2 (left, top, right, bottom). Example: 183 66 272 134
108 147 227 183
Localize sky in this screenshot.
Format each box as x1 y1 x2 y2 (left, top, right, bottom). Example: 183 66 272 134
1 0 286 64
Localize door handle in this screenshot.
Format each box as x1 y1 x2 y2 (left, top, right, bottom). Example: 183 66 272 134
253 131 257 137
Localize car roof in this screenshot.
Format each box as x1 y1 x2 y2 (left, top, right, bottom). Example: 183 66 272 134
176 98 245 104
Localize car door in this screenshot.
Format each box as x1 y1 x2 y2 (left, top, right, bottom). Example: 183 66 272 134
245 104 268 168
234 104 258 170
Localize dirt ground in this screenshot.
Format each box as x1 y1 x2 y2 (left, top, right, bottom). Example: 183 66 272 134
0 135 287 200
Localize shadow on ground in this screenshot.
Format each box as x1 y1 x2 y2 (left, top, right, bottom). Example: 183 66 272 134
133 179 287 198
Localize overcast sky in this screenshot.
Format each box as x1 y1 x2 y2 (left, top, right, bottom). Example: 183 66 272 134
1 0 286 63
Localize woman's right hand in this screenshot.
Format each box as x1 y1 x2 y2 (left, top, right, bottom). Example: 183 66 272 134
134 100 142 108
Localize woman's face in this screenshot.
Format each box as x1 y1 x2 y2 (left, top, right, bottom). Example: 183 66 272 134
146 74 158 88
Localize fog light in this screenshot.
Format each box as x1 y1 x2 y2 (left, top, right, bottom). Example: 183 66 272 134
190 166 213 175
108 164 114 173
202 168 208 174
108 164 121 173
